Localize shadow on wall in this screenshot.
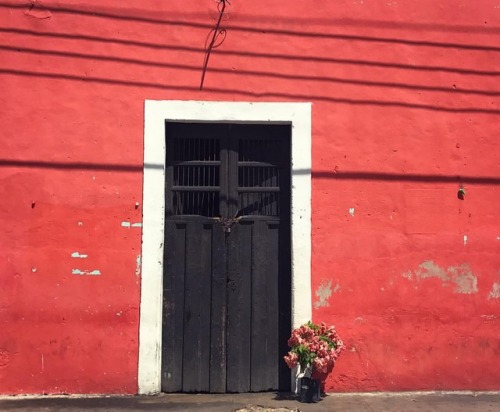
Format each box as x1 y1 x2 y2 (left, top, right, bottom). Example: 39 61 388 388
0 160 498 186
0 68 498 115
0 2 499 115
1 27 499 77
1 1 499 50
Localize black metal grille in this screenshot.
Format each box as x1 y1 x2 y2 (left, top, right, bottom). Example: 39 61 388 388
166 123 290 218
237 138 284 217
174 165 220 187
172 191 220 216
238 166 279 188
173 137 220 162
238 138 283 163
238 192 280 216
167 125 221 216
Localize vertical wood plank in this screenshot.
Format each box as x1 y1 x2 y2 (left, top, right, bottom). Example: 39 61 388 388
182 221 212 392
162 221 186 392
209 224 227 392
251 220 280 391
226 222 252 392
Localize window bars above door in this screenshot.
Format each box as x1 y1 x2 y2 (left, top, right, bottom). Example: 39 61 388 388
165 122 290 219
166 123 223 217
237 137 284 217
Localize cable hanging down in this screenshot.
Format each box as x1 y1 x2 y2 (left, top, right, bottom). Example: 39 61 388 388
200 0 230 90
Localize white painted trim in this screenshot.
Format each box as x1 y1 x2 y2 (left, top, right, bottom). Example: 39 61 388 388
139 101 312 395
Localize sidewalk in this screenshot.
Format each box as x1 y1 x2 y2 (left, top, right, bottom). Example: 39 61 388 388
0 392 499 411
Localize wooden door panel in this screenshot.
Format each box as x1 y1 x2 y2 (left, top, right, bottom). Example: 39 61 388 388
209 225 228 393
251 220 280 391
182 221 212 392
226 222 252 393
162 221 186 392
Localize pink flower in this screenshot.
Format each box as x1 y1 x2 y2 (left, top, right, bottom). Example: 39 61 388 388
284 352 299 368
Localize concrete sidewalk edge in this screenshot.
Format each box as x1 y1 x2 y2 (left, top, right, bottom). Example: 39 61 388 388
1 390 500 400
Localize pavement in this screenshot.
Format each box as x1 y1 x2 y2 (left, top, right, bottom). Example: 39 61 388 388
0 392 499 412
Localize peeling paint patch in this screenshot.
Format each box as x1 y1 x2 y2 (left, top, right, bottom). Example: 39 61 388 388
349 208 355 216
136 255 142 276
72 269 101 276
122 221 142 228
314 279 339 309
448 264 478 294
71 252 88 259
402 270 413 280
415 260 448 281
403 261 478 294
488 283 500 300
463 235 468 246
314 280 332 308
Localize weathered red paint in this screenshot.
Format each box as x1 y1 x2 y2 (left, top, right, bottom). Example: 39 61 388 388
0 0 499 394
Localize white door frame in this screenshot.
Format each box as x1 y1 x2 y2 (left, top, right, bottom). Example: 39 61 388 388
139 100 312 394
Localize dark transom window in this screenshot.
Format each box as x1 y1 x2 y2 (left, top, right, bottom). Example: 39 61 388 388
165 122 290 218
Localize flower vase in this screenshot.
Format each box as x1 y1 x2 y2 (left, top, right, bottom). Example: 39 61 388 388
298 377 321 403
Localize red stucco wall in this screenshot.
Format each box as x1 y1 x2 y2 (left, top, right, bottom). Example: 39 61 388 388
1 0 499 394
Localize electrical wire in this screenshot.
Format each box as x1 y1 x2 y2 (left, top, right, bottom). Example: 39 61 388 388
200 0 230 90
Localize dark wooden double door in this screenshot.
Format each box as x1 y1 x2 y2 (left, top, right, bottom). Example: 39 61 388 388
162 122 291 393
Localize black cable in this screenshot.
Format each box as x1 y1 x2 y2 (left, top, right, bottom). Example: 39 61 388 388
200 0 229 90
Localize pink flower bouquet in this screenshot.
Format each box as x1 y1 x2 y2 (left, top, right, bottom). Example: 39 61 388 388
284 321 344 381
